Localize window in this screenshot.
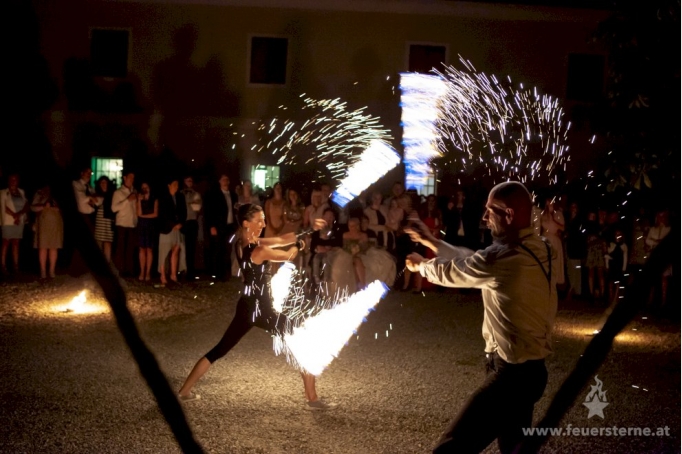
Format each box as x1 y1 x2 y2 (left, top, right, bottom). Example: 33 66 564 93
251 165 280 192
566 54 605 103
249 36 288 84
91 157 123 188
408 44 447 73
417 173 437 197
90 28 130 78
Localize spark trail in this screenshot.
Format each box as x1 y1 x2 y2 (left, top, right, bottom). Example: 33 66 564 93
433 57 571 186
254 96 394 182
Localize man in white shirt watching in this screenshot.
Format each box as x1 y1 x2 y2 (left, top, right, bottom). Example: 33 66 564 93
72 166 98 231
405 181 557 454
111 170 138 276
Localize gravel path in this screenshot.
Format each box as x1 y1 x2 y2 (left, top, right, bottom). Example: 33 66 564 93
0 275 679 453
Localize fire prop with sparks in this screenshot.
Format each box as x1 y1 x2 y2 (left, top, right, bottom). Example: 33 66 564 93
274 280 389 376
434 57 570 185
254 96 393 182
331 140 401 207
399 73 448 191
270 262 296 313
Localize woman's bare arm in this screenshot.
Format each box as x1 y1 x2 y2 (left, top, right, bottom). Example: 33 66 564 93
258 231 297 247
251 244 299 264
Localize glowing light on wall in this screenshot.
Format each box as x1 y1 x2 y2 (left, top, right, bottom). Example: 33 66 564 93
399 73 448 191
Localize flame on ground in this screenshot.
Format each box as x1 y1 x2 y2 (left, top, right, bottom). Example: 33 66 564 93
57 290 106 315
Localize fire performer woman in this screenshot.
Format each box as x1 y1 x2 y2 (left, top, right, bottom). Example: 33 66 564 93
178 203 336 410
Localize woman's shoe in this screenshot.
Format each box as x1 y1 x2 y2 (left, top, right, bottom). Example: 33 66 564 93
305 399 337 411
178 391 200 402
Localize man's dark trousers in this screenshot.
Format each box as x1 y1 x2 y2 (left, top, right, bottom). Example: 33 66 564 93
433 351 547 454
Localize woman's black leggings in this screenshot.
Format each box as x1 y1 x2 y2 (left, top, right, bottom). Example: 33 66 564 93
205 297 288 364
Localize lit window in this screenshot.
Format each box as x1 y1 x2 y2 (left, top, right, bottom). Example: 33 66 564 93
251 165 280 192
91 157 124 188
417 173 436 197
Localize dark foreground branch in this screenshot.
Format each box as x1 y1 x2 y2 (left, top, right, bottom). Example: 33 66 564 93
51 168 204 454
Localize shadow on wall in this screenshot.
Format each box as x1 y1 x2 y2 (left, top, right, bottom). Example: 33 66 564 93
152 24 241 118
63 58 146 114
4 1 58 190
150 24 241 163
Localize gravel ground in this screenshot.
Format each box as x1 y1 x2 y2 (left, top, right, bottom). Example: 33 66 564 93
0 274 679 454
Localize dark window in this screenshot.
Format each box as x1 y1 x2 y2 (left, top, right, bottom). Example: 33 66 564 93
90 28 129 78
408 44 446 73
566 53 605 102
250 37 288 84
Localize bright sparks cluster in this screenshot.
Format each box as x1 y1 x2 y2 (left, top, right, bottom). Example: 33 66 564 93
434 57 570 185
254 96 393 182
331 140 401 207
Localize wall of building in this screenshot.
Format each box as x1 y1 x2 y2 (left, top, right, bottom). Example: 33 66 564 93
34 0 608 191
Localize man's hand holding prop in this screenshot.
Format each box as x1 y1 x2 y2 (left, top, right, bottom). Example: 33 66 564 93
405 253 425 273
404 215 439 253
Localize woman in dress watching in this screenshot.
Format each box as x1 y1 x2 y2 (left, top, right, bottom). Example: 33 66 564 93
137 181 158 282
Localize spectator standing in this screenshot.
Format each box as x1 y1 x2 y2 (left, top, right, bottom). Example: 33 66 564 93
1 174 29 275
419 194 443 292
235 179 259 210
72 167 97 232
303 188 329 229
94 176 115 262
205 174 236 281
564 202 587 299
181 175 202 279
540 197 565 288
628 207 650 281
364 192 394 250
646 209 672 307
281 188 305 235
309 208 343 286
264 182 285 238
158 178 187 286
137 181 158 282
31 185 63 279
443 188 480 250
111 170 138 276
584 210 606 302
382 181 405 209
605 228 628 304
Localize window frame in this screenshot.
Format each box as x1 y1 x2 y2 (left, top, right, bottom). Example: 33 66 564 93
89 26 133 80
405 41 449 74
246 34 290 87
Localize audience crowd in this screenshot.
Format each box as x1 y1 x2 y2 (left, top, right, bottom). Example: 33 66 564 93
0 167 675 314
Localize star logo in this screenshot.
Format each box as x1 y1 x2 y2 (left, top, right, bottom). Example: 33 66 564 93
583 375 609 419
